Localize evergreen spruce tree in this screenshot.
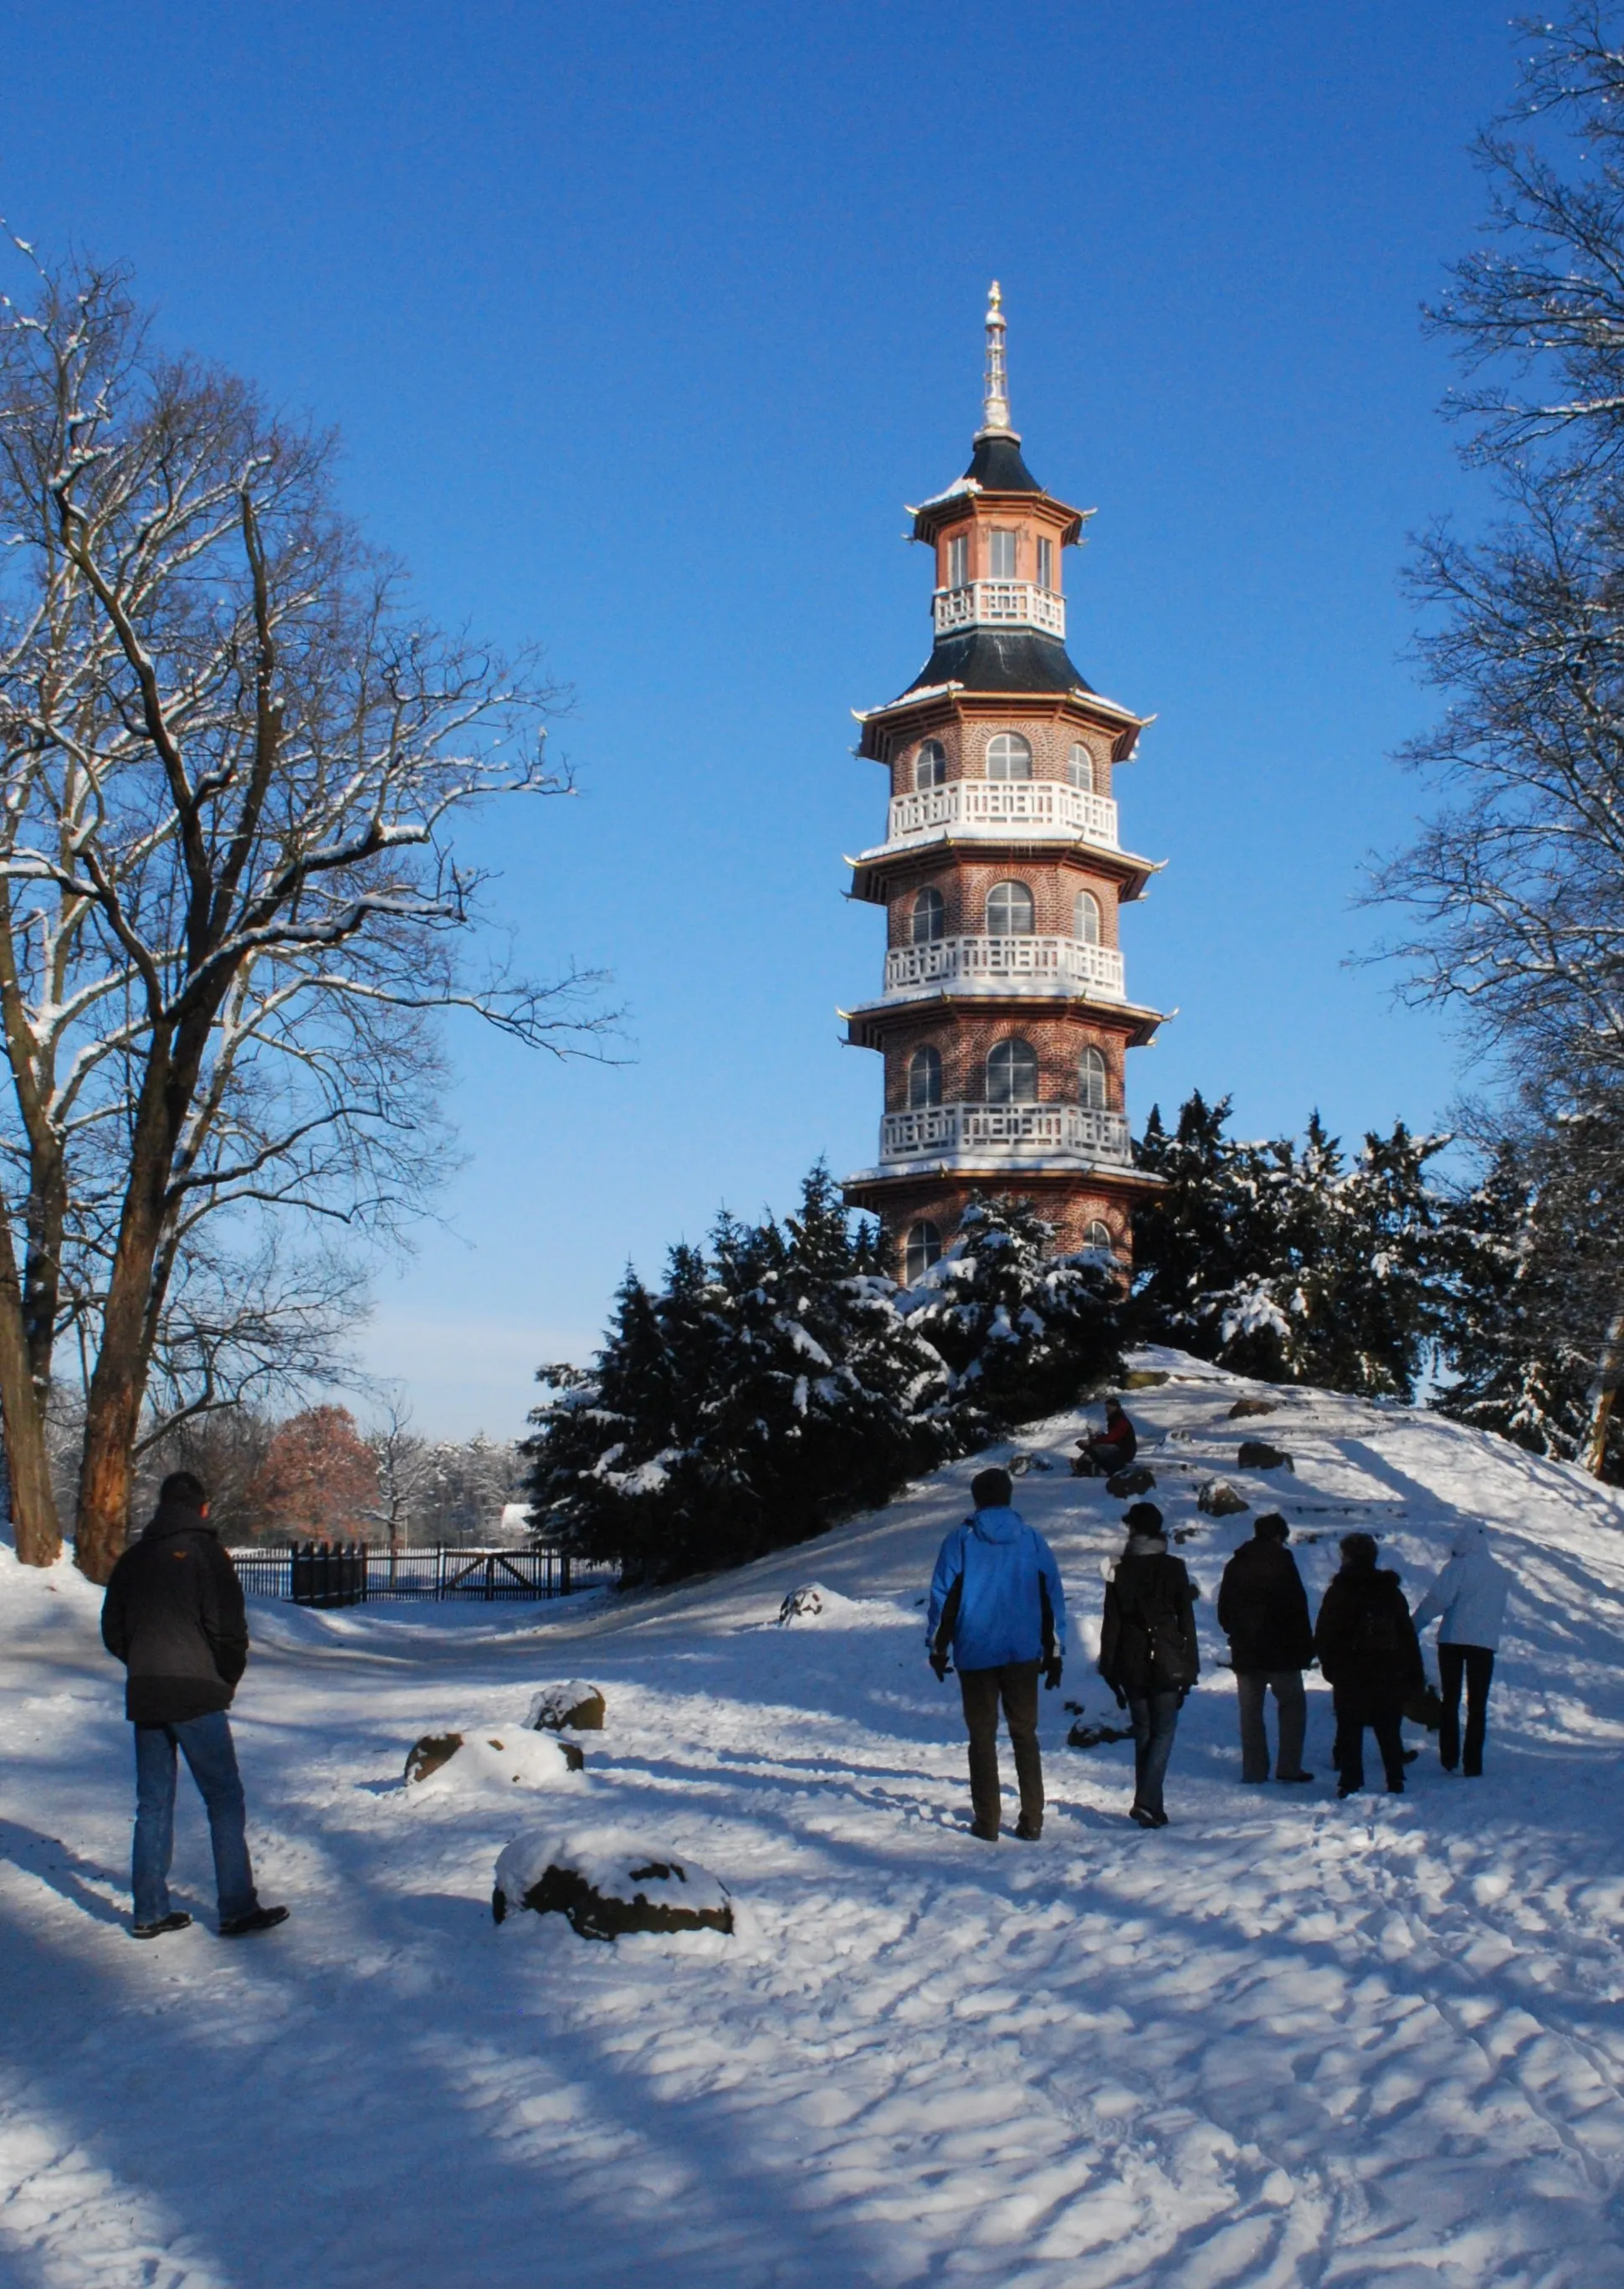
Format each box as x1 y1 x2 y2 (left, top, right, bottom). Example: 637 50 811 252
904 1194 1124 1436
523 1165 950 1582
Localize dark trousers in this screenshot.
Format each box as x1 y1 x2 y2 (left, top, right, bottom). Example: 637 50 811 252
958 1660 1043 1835
133 1712 258 1927
1332 1696 1406 1794
1439 1643 1495 1775
1235 1669 1307 1781
1125 1690 1181 1817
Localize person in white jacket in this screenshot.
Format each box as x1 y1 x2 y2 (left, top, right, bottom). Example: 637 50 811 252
1411 1522 1511 1777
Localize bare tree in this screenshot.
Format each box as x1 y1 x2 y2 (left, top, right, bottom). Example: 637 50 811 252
1432 7 1624 475
0 243 610 1574
1380 10 1624 1473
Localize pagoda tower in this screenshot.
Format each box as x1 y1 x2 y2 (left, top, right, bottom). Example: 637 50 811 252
842 285 1166 1281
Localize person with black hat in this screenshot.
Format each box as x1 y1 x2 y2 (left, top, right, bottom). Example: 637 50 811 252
1217 1512 1315 1784
101 1470 289 1939
1097 1503 1199 1826
1313 1532 1425 1799
925 1465 1068 1841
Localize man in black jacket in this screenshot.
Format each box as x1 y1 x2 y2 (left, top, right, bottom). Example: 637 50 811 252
1217 1513 1315 1784
101 1472 287 1939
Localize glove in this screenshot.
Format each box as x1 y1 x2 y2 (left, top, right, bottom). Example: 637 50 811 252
930 1650 950 1681
1111 1684 1128 1710
1043 1657 1063 1691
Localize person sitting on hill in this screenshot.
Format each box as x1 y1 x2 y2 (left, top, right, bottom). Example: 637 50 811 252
1097 1501 1199 1828
1073 1397 1137 1479
1411 1522 1511 1778
926 1466 1067 1843
1313 1532 1424 1800
1217 1512 1315 1784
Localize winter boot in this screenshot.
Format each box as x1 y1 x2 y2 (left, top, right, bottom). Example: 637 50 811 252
133 1911 192 1940
220 1904 289 1938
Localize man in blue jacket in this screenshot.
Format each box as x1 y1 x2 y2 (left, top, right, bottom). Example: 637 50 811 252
926 1466 1067 1841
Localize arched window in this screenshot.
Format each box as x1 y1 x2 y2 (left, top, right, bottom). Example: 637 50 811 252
986 880 1035 937
1067 743 1094 793
907 1045 942 1109
985 732 1032 782
904 1220 942 1284
914 739 947 791
910 886 945 945
1073 890 1102 946
1084 1219 1114 1255
986 1037 1039 1103
1079 1046 1109 1111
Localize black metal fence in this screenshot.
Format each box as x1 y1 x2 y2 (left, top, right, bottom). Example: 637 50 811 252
228 1542 612 1606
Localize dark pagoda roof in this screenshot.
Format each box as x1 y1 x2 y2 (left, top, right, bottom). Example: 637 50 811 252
962 431 1043 492
901 624 1094 701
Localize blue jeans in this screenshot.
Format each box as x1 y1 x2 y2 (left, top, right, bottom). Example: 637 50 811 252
132 1712 258 1926
1126 1691 1181 1817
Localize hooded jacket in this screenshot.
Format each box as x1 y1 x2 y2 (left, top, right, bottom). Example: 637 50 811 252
1217 1536 1314 1673
101 1496 249 1727
1411 1522 1510 1651
1313 1564 1423 1714
1098 1533 1199 1697
927 1505 1068 1671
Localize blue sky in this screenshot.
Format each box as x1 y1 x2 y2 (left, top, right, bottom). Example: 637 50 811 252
3 3 1524 1433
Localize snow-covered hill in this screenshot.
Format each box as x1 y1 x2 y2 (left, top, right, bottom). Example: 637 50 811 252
5 1352 1624 2286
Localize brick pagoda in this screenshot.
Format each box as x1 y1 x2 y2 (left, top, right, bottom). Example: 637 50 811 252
842 284 1166 1281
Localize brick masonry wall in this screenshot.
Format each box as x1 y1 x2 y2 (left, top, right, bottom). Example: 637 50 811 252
879 1008 1130 1111
887 859 1121 947
887 708 1116 803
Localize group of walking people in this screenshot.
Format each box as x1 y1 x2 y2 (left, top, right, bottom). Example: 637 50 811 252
925 1465 1511 1839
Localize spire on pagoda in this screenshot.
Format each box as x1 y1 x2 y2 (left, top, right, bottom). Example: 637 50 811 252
978 280 1015 439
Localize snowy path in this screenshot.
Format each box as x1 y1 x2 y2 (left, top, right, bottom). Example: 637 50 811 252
5 1357 1624 2285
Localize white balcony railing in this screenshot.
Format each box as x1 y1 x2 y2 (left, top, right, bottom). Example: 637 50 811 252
933 581 1066 639
886 778 1119 850
879 1101 1133 1167
884 932 1125 1002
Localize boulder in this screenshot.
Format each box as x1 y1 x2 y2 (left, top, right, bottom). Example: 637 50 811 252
1106 1465 1157 1497
777 1583 830 1624
405 1729 583 1794
493 1827 733 1942
1237 1440 1294 1472
525 1681 606 1732
1068 1718 1133 1750
1122 1369 1170 1389
1198 1478 1249 1517
1227 1397 1278 1420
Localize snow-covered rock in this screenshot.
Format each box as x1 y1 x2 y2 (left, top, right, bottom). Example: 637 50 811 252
777 1583 839 1624
1105 1464 1156 1496
1237 1439 1294 1471
524 1680 606 1731
1228 1396 1279 1419
1199 1476 1251 1517
403 1729 584 1795
492 1826 733 1941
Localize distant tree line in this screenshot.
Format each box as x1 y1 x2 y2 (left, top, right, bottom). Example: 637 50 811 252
120 1401 525 1547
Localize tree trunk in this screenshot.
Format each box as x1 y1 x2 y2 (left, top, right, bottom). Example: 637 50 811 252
0 1201 61 1564
73 1097 175 1583
1583 1307 1624 1481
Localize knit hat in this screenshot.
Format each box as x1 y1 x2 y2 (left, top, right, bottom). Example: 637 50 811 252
1123 1501 1164 1537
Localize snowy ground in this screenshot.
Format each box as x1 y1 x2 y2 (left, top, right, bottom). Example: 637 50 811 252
5 1352 1624 2286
